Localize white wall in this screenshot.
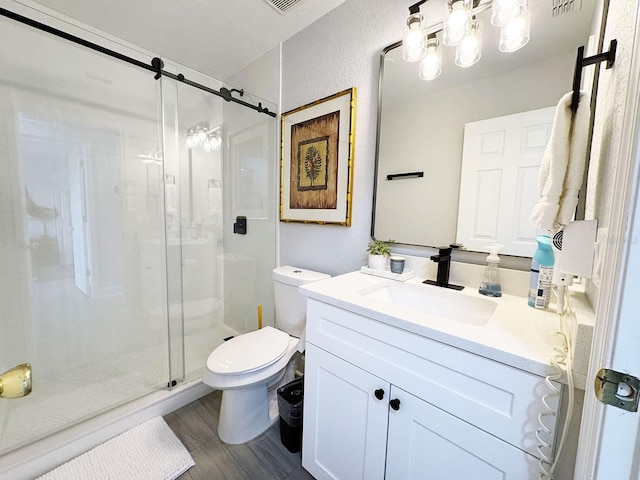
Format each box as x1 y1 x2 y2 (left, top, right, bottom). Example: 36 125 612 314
279 0 409 276
585 0 639 309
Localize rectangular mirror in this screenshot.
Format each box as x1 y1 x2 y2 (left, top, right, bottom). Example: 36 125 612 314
372 0 602 257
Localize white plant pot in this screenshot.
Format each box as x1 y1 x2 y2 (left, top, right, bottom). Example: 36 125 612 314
368 254 388 271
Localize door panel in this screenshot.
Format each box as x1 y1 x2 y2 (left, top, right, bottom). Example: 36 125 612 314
457 107 555 255
386 386 539 479
302 344 389 480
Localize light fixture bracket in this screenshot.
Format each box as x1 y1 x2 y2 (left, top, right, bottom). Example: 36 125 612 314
408 0 428 15
446 0 480 9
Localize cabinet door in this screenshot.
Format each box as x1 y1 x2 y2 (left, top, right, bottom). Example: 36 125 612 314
302 344 389 480
385 386 539 479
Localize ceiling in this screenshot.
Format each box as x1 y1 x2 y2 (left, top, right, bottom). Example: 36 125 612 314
26 0 347 81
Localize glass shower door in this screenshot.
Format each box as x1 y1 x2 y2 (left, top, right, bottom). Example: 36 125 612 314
0 6 278 456
0 16 173 453
160 64 278 383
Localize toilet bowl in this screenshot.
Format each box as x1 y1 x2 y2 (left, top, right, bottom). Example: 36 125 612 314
202 266 330 445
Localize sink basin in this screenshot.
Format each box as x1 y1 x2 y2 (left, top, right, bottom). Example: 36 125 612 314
359 282 497 326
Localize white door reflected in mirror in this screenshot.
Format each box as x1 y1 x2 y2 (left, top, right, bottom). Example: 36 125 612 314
456 107 555 256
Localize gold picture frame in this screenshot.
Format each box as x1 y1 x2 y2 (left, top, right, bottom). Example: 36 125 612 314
280 87 356 226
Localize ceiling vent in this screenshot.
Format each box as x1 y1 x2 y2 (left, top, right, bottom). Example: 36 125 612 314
263 0 302 15
552 0 583 16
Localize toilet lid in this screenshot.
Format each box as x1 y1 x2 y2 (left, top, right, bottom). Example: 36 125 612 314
207 326 291 375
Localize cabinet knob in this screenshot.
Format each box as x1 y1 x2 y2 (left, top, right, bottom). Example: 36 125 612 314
374 388 385 400
389 398 401 411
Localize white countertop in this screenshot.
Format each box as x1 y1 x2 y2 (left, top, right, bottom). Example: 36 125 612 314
299 271 594 386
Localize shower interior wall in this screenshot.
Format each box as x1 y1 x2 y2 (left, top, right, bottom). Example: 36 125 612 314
0 1 277 459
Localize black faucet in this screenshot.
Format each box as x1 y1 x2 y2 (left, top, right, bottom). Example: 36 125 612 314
423 245 464 291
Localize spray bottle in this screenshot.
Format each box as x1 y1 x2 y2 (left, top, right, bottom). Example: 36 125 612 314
528 234 554 309
479 245 502 297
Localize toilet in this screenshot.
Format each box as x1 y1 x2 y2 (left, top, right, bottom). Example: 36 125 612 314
202 265 330 444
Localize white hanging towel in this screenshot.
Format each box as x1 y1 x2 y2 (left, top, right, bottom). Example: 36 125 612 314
530 91 591 231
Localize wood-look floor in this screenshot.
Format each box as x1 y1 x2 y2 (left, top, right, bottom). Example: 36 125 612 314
164 390 315 480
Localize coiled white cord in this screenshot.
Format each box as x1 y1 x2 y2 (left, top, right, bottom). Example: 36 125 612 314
537 285 577 479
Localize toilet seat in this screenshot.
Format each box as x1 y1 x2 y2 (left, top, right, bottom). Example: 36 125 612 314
207 326 290 375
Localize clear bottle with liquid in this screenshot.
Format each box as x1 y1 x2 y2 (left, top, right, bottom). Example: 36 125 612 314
479 245 502 297
528 234 554 309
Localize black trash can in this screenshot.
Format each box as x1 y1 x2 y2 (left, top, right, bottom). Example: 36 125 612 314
277 376 304 453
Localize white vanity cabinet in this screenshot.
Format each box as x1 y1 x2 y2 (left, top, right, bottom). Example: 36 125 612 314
302 299 558 480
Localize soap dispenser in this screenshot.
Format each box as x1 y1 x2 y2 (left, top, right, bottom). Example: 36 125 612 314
479 245 502 297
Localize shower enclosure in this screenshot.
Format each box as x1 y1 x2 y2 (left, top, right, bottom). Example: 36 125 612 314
0 5 277 455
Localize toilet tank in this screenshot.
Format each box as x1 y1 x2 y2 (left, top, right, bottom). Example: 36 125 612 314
273 266 330 337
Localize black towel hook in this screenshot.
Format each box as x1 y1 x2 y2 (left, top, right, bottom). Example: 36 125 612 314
571 39 617 112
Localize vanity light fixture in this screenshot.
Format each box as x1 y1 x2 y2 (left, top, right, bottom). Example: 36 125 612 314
403 0 531 81
403 0 428 62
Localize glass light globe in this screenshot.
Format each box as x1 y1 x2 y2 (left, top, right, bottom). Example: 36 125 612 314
492 0 526 26
403 13 427 62
499 12 530 52
455 19 482 67
443 1 470 46
419 38 441 81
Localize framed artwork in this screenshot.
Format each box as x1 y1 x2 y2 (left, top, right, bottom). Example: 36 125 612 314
280 87 356 226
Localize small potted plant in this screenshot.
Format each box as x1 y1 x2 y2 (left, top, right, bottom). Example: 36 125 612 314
366 239 393 270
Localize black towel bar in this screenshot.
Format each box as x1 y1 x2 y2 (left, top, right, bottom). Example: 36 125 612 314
571 39 617 111
386 171 424 180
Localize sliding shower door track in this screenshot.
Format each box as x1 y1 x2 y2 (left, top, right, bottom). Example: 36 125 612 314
0 6 276 117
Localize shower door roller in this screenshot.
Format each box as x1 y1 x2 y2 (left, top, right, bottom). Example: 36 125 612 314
0 363 32 399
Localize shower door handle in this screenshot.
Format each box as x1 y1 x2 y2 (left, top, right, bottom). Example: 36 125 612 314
233 216 247 235
0 363 32 398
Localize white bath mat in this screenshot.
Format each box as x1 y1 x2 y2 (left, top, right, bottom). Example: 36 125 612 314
37 417 194 480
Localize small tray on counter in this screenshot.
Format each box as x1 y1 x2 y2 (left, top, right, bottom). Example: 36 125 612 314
360 266 415 282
